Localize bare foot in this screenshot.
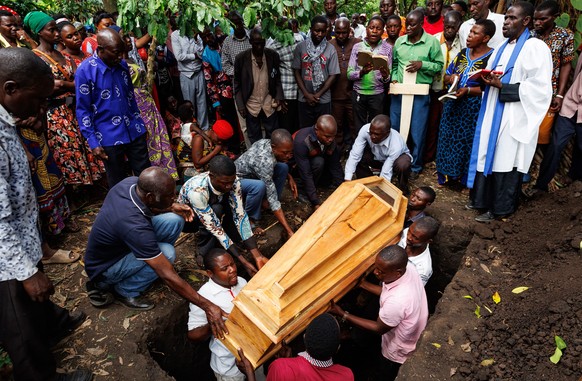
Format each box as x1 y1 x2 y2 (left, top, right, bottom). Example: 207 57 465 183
42 241 57 260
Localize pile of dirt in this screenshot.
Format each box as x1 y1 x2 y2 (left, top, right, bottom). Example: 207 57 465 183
400 181 582 380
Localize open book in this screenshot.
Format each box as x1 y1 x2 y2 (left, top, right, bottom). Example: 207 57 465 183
357 51 390 72
438 75 459 102
467 69 503 82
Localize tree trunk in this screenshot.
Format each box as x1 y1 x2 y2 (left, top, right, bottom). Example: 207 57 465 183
102 0 118 13
146 37 157 92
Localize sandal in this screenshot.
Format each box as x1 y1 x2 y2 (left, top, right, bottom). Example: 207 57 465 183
42 249 81 265
87 289 114 308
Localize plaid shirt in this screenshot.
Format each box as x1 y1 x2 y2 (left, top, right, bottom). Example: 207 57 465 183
221 34 251 77
266 39 298 100
235 139 282 212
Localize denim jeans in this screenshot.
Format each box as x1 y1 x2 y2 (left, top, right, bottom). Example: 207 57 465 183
240 163 288 220
390 94 430 173
97 212 184 298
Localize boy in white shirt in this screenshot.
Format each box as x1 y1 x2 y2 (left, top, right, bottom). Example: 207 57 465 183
187 249 247 381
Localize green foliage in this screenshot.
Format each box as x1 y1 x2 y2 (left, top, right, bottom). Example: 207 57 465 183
3 0 102 22
571 0 582 11
2 0 47 17
117 0 318 45
0 347 11 369
555 13 570 28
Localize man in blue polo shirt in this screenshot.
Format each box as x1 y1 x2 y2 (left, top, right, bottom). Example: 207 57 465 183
84 167 227 337
76 28 150 187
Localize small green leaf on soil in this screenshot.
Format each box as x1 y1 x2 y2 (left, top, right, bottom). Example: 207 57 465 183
555 336 567 350
550 347 563 364
480 358 495 366
492 291 501 304
474 305 481 318
463 295 473 299
431 342 441 348
512 286 530 294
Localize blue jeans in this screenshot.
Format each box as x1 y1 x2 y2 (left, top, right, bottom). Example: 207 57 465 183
97 213 184 298
390 94 430 173
240 163 288 220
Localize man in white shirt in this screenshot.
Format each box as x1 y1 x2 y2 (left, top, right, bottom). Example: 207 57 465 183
458 0 505 48
344 114 411 193
171 28 208 130
397 216 440 286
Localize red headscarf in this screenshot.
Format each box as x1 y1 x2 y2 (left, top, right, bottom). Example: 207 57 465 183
212 120 234 140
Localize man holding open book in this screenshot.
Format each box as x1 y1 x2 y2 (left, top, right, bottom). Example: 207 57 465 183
347 15 392 132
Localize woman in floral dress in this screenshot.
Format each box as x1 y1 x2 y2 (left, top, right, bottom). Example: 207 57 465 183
29 15 104 187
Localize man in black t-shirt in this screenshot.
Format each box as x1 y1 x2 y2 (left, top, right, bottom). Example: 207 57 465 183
85 167 228 337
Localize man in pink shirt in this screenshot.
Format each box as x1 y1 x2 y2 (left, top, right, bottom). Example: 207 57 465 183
330 245 428 381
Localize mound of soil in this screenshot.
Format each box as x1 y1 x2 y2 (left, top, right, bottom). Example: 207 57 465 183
400 181 582 380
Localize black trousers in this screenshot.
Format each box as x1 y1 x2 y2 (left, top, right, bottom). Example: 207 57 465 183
184 200 245 258
102 133 151 188
355 145 411 192
298 101 331 129
219 95 243 155
470 169 522 215
352 92 385 132
331 99 355 150
278 99 299 134
246 110 279 144
0 275 72 381
535 113 582 190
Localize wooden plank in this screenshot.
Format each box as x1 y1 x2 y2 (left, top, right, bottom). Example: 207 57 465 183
389 83 430 95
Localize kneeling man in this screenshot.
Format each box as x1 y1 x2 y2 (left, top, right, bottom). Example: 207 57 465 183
344 115 411 193
292 114 344 209
84 167 227 336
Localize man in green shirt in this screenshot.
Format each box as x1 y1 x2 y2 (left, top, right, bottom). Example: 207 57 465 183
390 10 444 176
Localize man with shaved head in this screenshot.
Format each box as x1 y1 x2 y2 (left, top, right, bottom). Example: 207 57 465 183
76 28 151 187
292 114 344 209
345 114 412 193
0 48 92 381
330 244 428 380
84 167 229 341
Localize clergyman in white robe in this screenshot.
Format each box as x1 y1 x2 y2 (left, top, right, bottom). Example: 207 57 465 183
468 33 552 216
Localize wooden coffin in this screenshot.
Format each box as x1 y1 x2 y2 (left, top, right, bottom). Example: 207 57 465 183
220 176 407 368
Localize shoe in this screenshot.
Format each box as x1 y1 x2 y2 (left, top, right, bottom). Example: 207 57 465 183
465 203 477 210
297 193 310 204
86 282 114 308
56 369 93 381
409 171 420 180
475 211 495 222
114 295 154 311
50 311 87 347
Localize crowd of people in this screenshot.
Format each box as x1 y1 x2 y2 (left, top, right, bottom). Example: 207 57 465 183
1 0 581 379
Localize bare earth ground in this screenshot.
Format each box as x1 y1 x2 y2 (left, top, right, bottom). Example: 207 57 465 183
3 163 582 380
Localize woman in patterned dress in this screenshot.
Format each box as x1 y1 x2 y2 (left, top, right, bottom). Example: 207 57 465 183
29 16 105 188
59 21 90 67
122 34 178 179
435 20 495 188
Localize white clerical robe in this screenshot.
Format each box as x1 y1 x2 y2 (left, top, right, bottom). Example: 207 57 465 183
474 37 552 174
